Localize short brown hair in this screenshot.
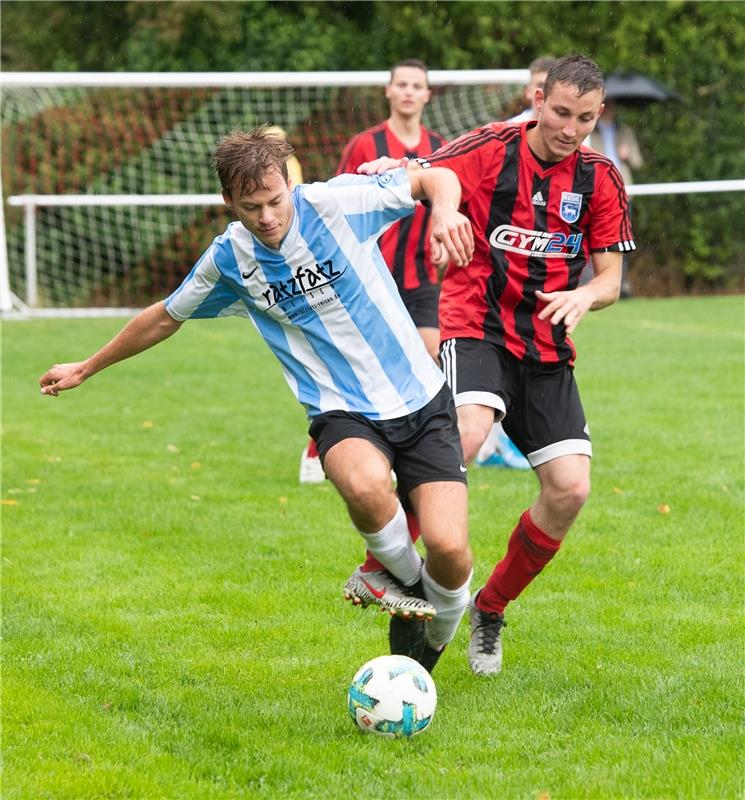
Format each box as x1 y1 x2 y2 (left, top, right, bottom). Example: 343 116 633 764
543 54 604 99
389 58 429 85
212 125 294 197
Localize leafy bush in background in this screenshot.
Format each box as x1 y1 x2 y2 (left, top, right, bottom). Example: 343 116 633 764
3 0 743 293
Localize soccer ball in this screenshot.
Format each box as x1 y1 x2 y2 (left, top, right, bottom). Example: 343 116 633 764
347 654 437 738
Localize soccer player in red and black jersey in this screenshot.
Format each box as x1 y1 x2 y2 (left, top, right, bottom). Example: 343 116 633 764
429 54 634 676
354 54 635 676
300 59 447 485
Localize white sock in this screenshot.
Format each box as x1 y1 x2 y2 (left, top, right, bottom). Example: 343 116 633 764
358 502 421 586
421 561 472 649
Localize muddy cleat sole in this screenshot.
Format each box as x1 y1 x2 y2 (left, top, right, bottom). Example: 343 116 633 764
468 591 507 676
344 568 436 619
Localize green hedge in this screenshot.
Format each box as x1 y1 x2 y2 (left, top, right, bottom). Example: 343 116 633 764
3 0 743 293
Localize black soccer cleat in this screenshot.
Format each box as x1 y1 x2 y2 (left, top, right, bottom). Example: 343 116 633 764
417 641 446 674
389 614 427 660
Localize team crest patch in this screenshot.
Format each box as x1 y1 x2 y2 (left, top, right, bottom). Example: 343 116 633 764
560 191 582 223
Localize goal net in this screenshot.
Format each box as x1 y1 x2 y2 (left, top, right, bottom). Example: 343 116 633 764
1 71 527 312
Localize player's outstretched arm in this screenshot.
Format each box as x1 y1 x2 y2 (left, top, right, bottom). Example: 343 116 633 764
409 166 474 269
39 302 182 396
536 251 622 334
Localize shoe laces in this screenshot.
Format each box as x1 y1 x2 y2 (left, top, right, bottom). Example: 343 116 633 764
475 609 506 655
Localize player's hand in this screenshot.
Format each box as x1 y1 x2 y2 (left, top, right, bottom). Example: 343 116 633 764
429 208 474 269
356 157 408 175
39 362 89 396
535 287 594 334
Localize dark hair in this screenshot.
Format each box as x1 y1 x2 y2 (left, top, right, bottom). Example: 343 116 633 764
529 56 558 76
212 125 293 197
389 58 429 85
543 54 604 98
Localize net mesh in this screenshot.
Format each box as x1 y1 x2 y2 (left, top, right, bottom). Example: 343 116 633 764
2 79 522 308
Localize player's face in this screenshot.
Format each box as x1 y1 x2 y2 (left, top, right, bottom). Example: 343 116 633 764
224 168 294 249
386 67 431 119
525 70 548 111
531 81 604 162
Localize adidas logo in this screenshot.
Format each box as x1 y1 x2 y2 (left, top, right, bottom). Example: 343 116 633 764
532 191 547 207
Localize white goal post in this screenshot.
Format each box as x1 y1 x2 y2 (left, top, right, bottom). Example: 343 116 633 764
2 71 744 316
1 69 530 315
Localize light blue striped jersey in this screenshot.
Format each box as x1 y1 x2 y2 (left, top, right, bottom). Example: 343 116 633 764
165 169 445 419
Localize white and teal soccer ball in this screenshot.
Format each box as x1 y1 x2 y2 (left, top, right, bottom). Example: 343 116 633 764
347 654 437 738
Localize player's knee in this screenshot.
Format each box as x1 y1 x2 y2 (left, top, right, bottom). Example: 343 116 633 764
342 471 393 516
459 426 488 464
550 475 591 515
427 523 470 556
426 539 472 585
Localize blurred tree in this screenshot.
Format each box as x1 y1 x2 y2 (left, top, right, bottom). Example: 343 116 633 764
2 0 742 292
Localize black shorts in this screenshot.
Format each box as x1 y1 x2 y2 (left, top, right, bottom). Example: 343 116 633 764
308 382 466 501
440 338 592 467
399 283 440 329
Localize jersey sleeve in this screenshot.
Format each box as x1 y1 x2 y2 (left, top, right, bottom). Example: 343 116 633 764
336 133 375 175
415 126 502 203
587 164 636 253
323 169 415 243
165 240 241 321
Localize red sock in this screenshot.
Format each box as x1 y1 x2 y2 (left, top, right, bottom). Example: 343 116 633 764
306 438 319 458
477 510 561 615
361 511 421 573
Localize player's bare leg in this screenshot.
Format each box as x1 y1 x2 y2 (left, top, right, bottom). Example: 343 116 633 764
469 453 591 676
456 402 498 465
531 454 591 540
404 480 472 672
323 438 435 619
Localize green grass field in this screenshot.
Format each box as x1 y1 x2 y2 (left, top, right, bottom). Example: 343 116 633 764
2 296 743 799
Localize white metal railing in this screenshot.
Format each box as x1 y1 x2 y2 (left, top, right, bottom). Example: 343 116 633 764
0 70 529 88
4 179 745 310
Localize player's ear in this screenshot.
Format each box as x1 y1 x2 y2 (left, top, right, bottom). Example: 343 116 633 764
534 87 546 111
222 190 233 211
425 88 432 105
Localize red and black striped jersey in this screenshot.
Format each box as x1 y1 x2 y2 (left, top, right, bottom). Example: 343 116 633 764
419 121 635 364
337 121 447 291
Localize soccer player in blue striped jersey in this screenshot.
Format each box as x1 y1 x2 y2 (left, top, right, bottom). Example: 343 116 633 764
38 126 475 673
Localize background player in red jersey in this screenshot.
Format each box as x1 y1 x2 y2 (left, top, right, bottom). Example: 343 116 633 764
358 54 635 677
300 59 447 484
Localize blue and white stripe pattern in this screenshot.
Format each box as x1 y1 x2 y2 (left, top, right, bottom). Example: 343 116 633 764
165 169 444 419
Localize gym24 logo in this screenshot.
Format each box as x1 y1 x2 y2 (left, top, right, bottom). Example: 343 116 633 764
489 225 583 259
